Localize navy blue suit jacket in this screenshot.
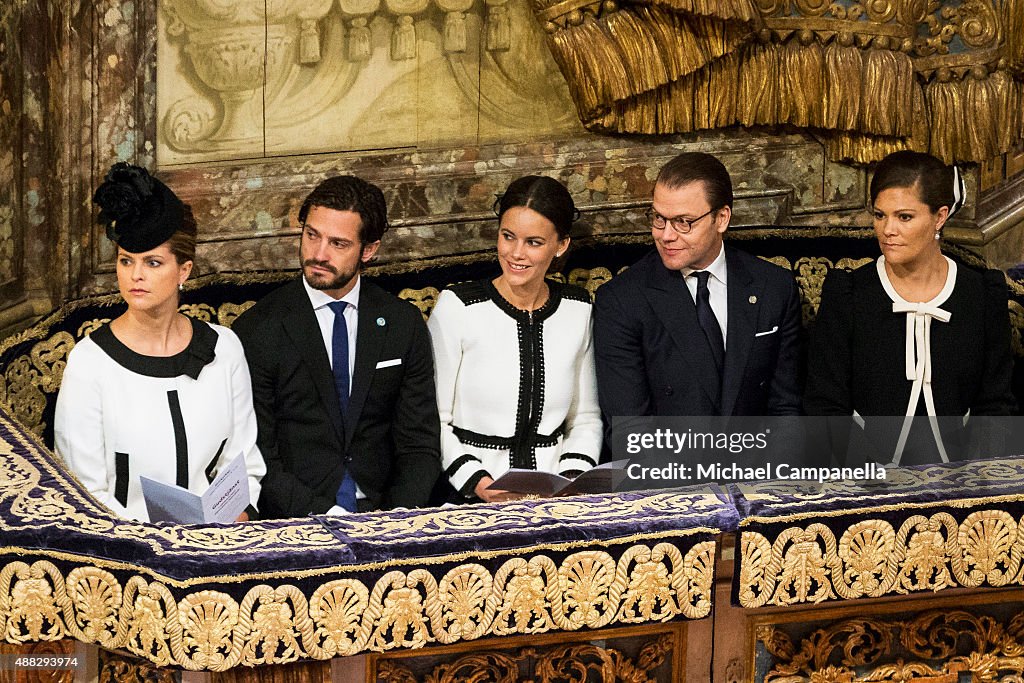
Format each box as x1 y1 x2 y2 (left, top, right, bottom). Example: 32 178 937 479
594 246 802 421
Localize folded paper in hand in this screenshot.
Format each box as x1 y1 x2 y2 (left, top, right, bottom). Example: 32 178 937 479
141 453 249 524
487 460 629 497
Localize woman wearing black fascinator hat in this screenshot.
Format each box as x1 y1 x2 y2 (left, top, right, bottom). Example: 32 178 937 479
54 163 265 522
805 150 1015 466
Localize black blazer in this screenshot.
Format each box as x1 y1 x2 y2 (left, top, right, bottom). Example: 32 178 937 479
233 278 441 517
804 261 1015 417
593 246 802 419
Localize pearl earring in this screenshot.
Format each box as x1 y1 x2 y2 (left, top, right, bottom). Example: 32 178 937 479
934 231 941 241
179 283 184 291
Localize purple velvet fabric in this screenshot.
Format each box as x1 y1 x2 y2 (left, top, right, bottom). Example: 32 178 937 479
0 413 737 604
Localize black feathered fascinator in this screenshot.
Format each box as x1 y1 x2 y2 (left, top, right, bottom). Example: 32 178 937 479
93 162 184 253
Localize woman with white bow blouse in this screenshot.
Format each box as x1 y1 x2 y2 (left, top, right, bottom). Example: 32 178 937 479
804 151 1015 465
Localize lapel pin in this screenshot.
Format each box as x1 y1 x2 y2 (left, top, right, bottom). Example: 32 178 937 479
377 317 386 327
748 295 757 304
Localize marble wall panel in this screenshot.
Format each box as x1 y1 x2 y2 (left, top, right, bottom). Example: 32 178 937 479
0 3 21 293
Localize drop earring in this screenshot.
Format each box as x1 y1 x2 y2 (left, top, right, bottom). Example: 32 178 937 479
934 231 941 241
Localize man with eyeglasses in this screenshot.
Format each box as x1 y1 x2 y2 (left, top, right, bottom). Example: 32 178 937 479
593 152 802 425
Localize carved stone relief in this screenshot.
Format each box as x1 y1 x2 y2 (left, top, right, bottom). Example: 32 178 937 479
156 0 579 163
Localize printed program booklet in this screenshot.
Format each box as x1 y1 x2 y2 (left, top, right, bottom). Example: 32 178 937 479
487 460 629 497
141 453 249 524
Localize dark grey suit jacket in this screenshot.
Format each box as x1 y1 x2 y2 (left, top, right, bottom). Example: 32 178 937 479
593 246 802 420
233 278 441 518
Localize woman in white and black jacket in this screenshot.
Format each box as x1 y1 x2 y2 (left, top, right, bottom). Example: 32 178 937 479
427 176 602 502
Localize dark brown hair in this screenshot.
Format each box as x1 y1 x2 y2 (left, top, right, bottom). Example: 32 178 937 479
656 152 733 210
298 176 389 244
165 205 197 265
870 150 956 214
494 175 578 240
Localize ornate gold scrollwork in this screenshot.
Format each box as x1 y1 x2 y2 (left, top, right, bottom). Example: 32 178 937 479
398 286 440 320
436 563 492 643
567 267 614 299
377 633 675 682
65 567 123 647
370 569 436 650
760 607 1024 681
175 304 215 322
123 577 178 666
217 302 254 327
98 649 177 683
739 508 1024 607
0 560 66 642
493 556 558 635
553 551 616 630
238 585 311 666
0 541 715 667
309 579 370 657
180 589 240 669
836 519 894 599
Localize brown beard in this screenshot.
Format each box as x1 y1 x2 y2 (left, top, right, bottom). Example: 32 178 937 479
302 259 357 292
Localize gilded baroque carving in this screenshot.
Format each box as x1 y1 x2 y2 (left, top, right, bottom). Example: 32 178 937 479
535 0 1023 163
760 608 1024 681
436 563 491 642
376 633 674 682
99 649 177 683
739 507 1024 607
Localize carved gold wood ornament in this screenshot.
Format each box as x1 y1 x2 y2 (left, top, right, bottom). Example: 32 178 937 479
376 633 676 682
533 0 1024 164
759 608 1024 681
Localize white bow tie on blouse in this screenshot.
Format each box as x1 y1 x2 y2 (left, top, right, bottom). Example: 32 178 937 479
877 257 957 465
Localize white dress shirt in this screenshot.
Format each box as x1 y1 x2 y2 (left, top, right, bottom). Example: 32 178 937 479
682 242 729 348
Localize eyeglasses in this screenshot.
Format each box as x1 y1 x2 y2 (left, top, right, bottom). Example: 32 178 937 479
646 207 716 235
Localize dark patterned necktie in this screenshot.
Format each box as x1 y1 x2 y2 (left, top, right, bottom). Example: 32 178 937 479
693 271 724 375
328 301 357 512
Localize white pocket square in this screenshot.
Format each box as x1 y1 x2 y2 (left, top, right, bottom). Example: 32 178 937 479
375 358 402 369
754 326 779 337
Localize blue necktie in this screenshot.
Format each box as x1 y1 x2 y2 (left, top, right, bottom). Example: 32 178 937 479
693 271 725 375
328 301 357 512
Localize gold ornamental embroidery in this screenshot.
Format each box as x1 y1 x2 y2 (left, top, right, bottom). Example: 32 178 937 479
738 507 1024 607
1 560 65 642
